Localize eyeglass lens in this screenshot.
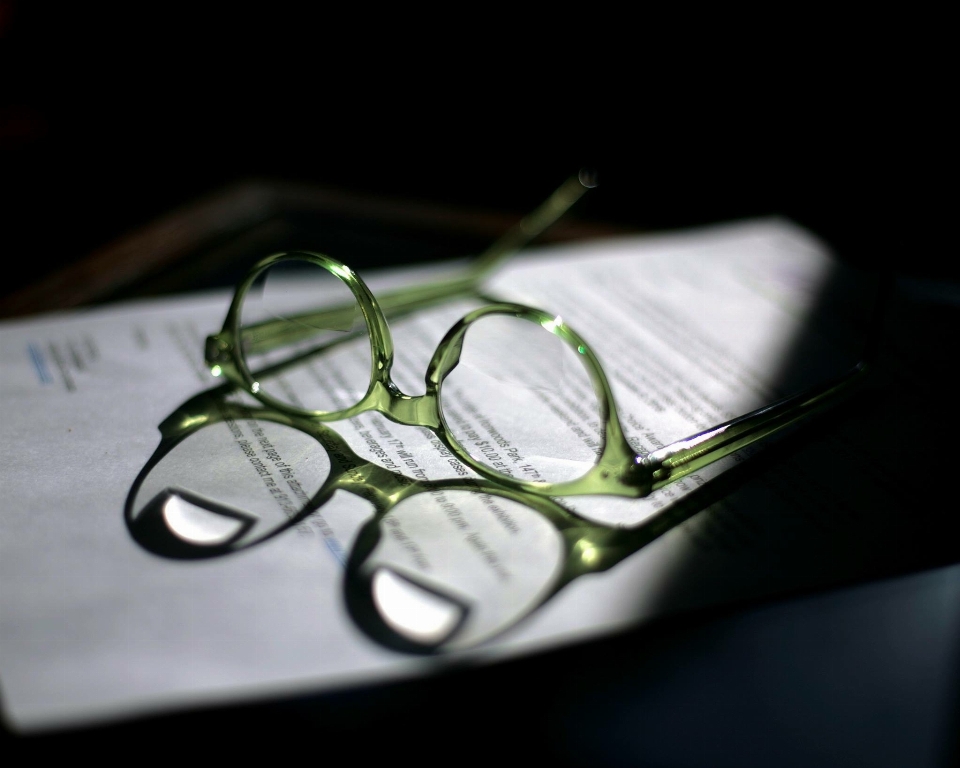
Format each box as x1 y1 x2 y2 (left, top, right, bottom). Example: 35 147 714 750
239 260 372 413
440 314 603 484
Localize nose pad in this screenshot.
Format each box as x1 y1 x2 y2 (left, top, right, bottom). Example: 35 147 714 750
128 488 255 559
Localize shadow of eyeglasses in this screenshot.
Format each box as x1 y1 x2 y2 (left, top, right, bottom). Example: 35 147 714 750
125 372 768 653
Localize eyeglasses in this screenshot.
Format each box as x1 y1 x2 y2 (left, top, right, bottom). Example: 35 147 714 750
202 226 867 503
126 174 871 652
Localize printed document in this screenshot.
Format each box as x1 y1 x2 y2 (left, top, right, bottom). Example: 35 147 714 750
1 219 954 731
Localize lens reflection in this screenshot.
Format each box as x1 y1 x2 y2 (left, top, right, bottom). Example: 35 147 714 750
440 315 603 483
160 490 251 545
372 568 467 645
239 260 372 413
351 490 565 650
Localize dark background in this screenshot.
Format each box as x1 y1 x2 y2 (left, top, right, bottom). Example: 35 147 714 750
2 4 952 308
3 5 957 765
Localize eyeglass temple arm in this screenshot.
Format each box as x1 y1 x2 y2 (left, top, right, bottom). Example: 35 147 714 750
232 171 596 357
643 361 869 491
644 266 893 491
232 276 481 357
371 170 594 312
465 169 596 280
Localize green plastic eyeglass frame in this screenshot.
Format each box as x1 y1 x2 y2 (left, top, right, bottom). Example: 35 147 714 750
204 175 869 505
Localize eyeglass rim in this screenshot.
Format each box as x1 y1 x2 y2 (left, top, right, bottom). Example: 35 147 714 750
216 251 396 420
425 303 641 495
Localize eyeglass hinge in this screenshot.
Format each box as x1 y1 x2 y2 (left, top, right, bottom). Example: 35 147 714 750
204 334 232 365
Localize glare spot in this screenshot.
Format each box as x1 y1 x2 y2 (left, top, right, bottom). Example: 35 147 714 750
542 315 563 333
581 545 599 565
330 264 353 281
210 365 222 377
251 381 260 394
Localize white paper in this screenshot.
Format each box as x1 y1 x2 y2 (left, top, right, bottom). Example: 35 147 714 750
1 219 951 732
